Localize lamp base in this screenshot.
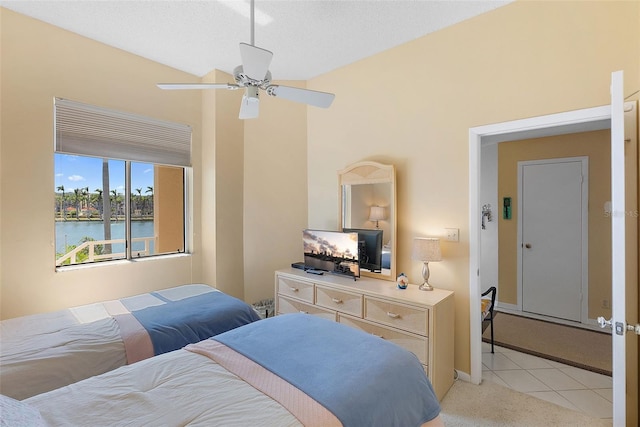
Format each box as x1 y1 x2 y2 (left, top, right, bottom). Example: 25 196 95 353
419 261 435 291
419 282 434 291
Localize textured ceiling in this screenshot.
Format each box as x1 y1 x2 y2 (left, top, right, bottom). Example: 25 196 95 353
1 0 512 81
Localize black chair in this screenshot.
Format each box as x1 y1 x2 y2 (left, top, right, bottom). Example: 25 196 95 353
481 286 497 353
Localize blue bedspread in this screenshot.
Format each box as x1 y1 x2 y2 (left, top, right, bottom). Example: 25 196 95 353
214 313 441 427
125 291 261 355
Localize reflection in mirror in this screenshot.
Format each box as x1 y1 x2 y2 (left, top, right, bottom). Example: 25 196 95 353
338 161 396 281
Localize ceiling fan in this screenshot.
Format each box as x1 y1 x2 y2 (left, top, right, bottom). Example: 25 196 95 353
157 0 335 119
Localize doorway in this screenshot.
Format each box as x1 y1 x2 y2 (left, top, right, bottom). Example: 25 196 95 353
468 104 614 386
519 157 588 323
469 100 638 425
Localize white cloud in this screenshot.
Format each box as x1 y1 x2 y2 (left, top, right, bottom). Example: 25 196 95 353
144 168 152 174
68 175 85 182
55 173 64 177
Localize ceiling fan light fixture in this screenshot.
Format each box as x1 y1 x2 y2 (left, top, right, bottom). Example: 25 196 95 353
246 86 259 100
239 86 260 119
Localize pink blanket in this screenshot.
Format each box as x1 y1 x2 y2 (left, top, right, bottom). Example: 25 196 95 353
104 301 154 364
186 340 342 427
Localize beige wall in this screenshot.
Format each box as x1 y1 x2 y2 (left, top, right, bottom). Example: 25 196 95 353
497 130 612 318
203 69 245 299
0 8 204 318
154 166 185 254
243 86 308 305
306 0 639 376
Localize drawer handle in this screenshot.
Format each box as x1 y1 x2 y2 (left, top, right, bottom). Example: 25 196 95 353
331 298 343 304
290 287 299 292
386 312 400 319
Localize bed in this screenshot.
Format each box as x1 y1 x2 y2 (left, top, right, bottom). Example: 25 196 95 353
0 284 261 400
11 313 443 427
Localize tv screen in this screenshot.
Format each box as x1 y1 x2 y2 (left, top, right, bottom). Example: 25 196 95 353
342 228 383 273
303 229 360 278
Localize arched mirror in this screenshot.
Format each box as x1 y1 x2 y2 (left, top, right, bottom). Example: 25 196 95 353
338 161 396 281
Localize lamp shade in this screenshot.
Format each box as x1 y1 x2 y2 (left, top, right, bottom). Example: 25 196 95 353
369 206 386 222
411 237 442 262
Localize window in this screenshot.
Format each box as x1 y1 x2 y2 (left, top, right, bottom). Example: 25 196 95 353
54 98 191 267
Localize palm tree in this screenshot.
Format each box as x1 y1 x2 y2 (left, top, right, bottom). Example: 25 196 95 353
110 190 117 218
145 186 153 216
56 185 66 221
94 188 103 217
81 187 90 219
102 159 112 254
72 188 82 221
89 192 100 218
135 188 142 217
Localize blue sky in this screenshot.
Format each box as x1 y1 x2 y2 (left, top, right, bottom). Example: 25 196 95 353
54 154 154 195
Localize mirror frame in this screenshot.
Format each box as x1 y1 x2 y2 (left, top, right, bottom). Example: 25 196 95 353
338 161 397 281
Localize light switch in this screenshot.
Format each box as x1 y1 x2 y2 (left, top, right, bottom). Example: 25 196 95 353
445 228 459 242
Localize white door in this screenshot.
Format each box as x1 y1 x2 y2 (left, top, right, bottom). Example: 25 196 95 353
519 158 587 322
608 70 627 427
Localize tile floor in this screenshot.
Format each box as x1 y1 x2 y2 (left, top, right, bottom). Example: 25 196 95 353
482 342 613 420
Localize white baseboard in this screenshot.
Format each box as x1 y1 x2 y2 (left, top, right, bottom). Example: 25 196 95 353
454 369 472 383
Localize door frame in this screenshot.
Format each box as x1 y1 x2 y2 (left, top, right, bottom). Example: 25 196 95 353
469 104 612 385
469 98 637 421
517 157 589 324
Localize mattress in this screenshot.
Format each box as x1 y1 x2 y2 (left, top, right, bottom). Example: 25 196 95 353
0 284 260 400
23 314 442 427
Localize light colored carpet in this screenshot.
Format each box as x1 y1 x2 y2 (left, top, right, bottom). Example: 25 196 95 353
440 380 612 426
483 312 611 375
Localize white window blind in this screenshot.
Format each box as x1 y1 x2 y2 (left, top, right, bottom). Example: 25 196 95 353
54 98 191 167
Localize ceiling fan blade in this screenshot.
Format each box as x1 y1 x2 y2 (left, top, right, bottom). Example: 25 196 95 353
157 83 239 90
239 42 273 80
239 87 260 119
267 85 335 108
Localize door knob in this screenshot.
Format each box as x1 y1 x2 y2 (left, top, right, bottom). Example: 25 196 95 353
524 243 532 249
597 316 612 329
598 316 640 335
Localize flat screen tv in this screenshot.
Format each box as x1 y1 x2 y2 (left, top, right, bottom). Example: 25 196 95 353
342 228 383 273
303 229 360 278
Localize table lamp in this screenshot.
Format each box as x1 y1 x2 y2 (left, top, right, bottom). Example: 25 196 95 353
369 206 386 229
411 237 442 291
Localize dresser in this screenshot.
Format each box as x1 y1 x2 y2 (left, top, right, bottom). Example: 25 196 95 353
275 268 455 400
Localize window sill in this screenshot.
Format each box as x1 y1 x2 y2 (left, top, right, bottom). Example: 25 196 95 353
55 253 191 273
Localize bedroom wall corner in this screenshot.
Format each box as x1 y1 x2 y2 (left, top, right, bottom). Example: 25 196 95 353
200 69 246 300
243 81 308 306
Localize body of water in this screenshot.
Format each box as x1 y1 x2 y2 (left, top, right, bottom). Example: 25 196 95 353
55 220 154 255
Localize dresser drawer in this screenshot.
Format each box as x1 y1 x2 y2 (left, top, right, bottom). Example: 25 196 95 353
364 296 428 335
277 296 337 321
315 285 363 317
338 315 428 365
277 276 314 303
